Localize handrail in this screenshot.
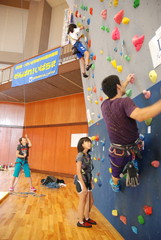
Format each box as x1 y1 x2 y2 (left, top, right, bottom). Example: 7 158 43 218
0 44 75 85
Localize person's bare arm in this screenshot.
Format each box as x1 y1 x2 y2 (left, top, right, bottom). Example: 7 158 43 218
130 99 161 121
25 134 32 147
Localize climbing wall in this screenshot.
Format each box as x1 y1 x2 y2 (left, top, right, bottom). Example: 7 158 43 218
73 0 161 239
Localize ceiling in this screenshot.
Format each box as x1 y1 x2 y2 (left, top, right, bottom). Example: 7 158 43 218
0 60 83 103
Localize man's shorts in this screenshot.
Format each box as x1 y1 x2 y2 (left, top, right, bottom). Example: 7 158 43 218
13 158 31 177
109 154 133 178
74 41 87 59
74 175 92 193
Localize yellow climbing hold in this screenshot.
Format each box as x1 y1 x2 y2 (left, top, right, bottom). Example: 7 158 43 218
94 178 98 183
149 70 157 83
100 50 104 54
117 65 123 72
111 59 117 68
109 167 112 173
122 17 130 24
112 210 118 216
87 87 91 91
145 118 152 126
113 0 119 7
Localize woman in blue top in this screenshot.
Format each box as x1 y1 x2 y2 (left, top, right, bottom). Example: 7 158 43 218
75 137 96 228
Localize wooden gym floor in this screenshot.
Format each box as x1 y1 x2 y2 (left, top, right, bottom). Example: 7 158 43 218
0 170 124 240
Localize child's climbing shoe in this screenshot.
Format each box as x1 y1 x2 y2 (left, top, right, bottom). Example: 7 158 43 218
9 187 14 192
109 178 121 192
83 73 88 78
86 63 92 71
77 221 92 228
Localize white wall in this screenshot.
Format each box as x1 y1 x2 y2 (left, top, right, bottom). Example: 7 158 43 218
48 2 68 49
0 5 28 53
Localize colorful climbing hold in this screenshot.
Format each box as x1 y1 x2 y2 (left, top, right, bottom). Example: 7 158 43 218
145 118 152 126
149 70 157 83
120 216 127 225
112 27 120 40
87 18 90 25
131 226 138 234
109 167 112 173
124 55 131 62
105 27 110 33
99 96 103 101
91 64 95 70
110 59 117 68
101 25 105 31
143 205 153 215
113 0 119 7
88 39 91 48
95 100 99 104
138 215 145 224
100 50 104 54
89 8 93 15
101 157 105 162
93 86 97 93
132 35 145 51
133 0 140 8
114 10 124 24
101 9 107 20
106 56 112 62
117 65 123 72
94 177 98 183
122 17 130 24
126 89 132 97
151 160 160 168
112 210 118 216
93 55 96 60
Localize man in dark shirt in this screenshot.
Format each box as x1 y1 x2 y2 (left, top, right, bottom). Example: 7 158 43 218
101 74 161 192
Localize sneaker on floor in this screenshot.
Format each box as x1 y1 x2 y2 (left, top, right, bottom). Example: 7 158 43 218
83 73 88 78
9 187 14 192
84 218 97 225
109 178 121 192
77 221 92 228
86 63 93 71
30 187 36 192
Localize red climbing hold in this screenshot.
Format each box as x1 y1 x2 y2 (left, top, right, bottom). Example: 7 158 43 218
120 216 127 225
151 160 160 168
143 206 153 215
114 10 124 24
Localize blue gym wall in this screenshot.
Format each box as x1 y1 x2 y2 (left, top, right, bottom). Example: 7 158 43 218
72 0 161 239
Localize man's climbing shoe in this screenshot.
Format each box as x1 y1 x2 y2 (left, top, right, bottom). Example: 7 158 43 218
109 178 121 192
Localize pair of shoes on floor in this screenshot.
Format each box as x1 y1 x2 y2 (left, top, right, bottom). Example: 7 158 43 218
109 178 121 192
30 187 36 192
9 187 14 192
77 221 92 228
84 218 97 225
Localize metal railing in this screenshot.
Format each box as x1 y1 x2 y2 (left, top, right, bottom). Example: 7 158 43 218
0 44 75 85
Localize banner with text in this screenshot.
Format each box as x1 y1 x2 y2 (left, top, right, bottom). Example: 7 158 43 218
12 47 60 87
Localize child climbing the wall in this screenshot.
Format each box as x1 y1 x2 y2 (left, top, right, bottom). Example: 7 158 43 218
68 23 92 78
101 74 161 192
9 134 36 192
74 137 96 228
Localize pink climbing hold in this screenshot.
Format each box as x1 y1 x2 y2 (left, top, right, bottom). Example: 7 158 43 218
151 160 160 168
101 9 107 20
112 27 120 40
132 35 145 51
142 90 151 99
120 216 127 225
114 10 124 24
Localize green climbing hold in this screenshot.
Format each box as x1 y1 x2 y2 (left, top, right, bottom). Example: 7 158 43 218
126 89 132 97
106 56 111 62
138 215 144 224
85 6 88 11
133 0 140 8
80 4 84 10
101 25 105 31
105 27 110 33
124 55 131 62
86 28 89 32
145 118 152 126
91 64 95 70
